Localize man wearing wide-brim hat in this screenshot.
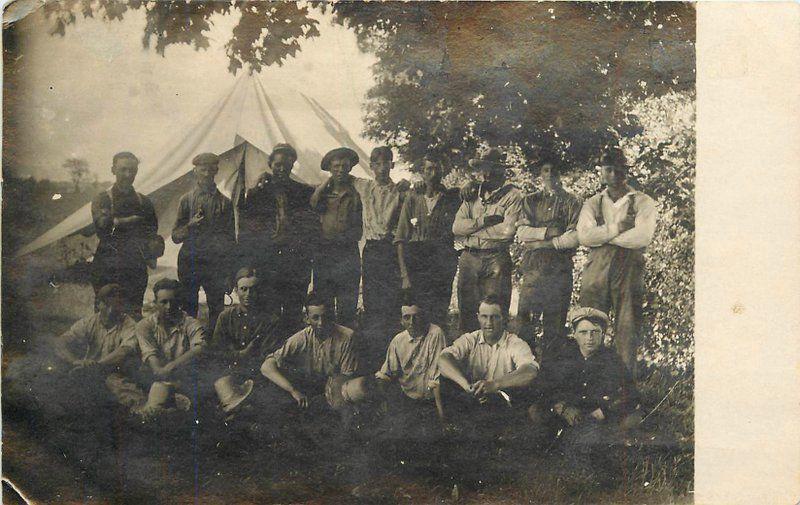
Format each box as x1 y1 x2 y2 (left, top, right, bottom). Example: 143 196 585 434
527 306 643 482
576 146 658 377
309 147 363 327
172 152 236 332
452 147 523 332
237 143 318 331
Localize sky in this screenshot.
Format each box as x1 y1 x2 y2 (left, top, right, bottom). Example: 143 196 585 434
3 4 379 181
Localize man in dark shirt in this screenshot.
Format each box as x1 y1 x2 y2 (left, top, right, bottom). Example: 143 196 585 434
529 306 642 467
91 152 158 317
515 156 582 358
309 148 363 327
238 143 316 332
210 268 282 412
172 152 236 331
396 153 461 326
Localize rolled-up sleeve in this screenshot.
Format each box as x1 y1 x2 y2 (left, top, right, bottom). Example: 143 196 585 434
553 196 582 250
393 198 414 244
509 338 538 370
136 319 159 363
376 338 400 380
441 333 473 362
267 332 304 369
339 335 358 376
609 195 658 249
452 201 483 237
185 319 206 349
577 197 619 247
472 192 522 241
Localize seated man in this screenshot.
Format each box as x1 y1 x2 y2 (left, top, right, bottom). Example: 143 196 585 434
260 293 359 424
209 267 282 414
136 278 206 416
374 292 448 437
528 307 643 483
43 283 144 413
438 294 539 435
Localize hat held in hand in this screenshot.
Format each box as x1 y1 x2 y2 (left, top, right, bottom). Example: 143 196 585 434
325 375 372 409
214 375 254 413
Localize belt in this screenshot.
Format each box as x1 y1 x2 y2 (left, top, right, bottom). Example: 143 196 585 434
463 247 507 254
366 238 393 244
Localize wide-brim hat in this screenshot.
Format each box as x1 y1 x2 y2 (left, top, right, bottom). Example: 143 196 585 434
135 381 191 418
321 147 359 172
468 148 510 171
325 375 372 409
214 375 254 414
568 306 611 329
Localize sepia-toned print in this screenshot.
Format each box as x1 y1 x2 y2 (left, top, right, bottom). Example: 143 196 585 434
2 2 695 503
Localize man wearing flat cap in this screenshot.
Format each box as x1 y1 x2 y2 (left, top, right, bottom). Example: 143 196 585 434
238 143 318 332
172 152 236 331
452 148 523 332
91 151 158 318
310 147 363 327
577 147 658 376
527 306 642 481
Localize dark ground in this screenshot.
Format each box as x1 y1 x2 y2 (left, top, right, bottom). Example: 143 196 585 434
2 282 693 504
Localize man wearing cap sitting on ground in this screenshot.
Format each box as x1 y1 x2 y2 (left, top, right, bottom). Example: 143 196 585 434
136 278 207 416
238 144 317 332
515 152 582 359
527 306 643 484
374 291 448 433
438 294 539 433
352 146 410 341
310 147 363 327
260 293 360 426
90 152 159 318
172 152 236 331
577 147 658 377
452 148 523 333
210 267 283 415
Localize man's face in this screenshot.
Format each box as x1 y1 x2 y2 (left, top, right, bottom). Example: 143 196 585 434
574 319 604 357
370 156 393 181
97 297 123 323
479 164 506 190
328 157 352 183
155 289 181 321
112 158 139 188
305 304 333 336
421 160 441 186
236 276 259 311
194 163 219 187
540 164 558 192
600 165 625 187
270 152 294 180
478 302 505 340
400 305 426 338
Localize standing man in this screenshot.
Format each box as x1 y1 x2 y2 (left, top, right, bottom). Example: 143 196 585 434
353 146 409 335
310 148 363 327
515 155 582 358
577 147 658 375
452 148 523 332
395 153 461 326
91 152 158 317
172 152 236 332
238 143 317 331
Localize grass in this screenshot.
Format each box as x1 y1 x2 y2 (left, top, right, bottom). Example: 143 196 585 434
2 281 694 504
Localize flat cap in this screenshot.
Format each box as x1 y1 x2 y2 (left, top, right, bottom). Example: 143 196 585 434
321 147 359 171
192 152 220 166
568 306 611 328
271 143 297 160
468 148 510 171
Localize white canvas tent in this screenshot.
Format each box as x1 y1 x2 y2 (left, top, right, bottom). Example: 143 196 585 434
16 74 374 279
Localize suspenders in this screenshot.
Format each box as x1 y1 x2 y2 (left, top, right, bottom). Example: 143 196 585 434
595 192 636 227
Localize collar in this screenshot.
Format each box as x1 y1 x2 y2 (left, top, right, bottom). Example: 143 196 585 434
477 330 509 347
480 184 514 205
404 324 431 343
195 184 219 196
602 187 636 208
112 183 136 196
159 311 186 333
98 313 127 332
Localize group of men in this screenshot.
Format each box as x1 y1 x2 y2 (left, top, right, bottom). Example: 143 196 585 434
19 140 658 475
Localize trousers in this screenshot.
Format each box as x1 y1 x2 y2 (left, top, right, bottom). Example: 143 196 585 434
517 250 574 358
258 244 312 334
579 244 645 375
177 247 228 331
92 249 148 318
314 241 361 327
405 242 458 326
457 249 512 332
362 239 401 328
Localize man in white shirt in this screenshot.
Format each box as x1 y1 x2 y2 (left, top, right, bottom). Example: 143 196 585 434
438 295 539 428
577 147 658 376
